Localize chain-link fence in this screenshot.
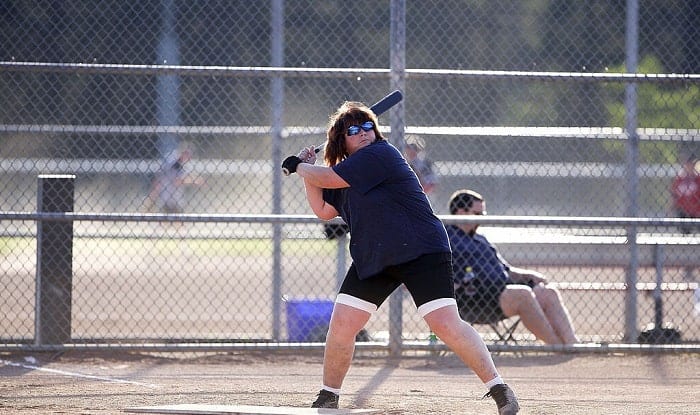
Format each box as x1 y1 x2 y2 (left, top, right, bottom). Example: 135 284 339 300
1 0 698 352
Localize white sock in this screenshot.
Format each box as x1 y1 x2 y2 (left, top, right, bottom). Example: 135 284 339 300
484 376 504 390
322 385 341 395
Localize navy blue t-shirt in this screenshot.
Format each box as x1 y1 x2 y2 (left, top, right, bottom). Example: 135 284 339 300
445 224 510 291
323 140 450 279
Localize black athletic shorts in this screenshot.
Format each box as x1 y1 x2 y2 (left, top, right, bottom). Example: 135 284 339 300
339 252 454 310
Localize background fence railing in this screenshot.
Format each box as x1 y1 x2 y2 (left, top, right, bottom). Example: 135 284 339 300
2 205 699 352
1 0 698 353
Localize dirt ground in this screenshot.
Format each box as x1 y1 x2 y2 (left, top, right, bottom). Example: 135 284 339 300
1 349 698 415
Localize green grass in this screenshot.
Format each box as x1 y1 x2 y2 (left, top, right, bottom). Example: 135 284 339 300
0 237 34 255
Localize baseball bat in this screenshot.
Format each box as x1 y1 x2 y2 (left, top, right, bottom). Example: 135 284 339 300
313 89 403 154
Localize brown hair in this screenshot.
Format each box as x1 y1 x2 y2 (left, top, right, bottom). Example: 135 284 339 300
323 101 384 166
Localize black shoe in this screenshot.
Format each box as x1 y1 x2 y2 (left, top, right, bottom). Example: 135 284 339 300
311 389 339 409
483 383 519 415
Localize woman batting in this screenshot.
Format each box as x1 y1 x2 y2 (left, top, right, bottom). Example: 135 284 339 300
282 100 519 414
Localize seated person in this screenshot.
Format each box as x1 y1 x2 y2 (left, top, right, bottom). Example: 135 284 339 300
446 189 580 345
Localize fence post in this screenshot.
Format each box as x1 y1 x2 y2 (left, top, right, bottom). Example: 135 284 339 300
389 0 406 357
270 0 285 342
35 174 75 345
335 234 347 290
623 0 640 342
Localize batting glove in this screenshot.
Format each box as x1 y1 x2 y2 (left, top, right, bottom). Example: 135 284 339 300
282 155 302 175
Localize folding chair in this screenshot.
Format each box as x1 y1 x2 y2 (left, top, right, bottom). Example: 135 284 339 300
464 313 521 346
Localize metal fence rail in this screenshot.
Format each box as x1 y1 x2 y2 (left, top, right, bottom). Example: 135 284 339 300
1 209 698 353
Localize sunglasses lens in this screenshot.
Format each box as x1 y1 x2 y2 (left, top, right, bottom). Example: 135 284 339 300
347 121 374 136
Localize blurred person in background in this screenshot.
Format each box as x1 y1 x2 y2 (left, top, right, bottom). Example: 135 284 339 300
671 155 700 233
403 134 439 196
447 189 580 345
147 143 204 215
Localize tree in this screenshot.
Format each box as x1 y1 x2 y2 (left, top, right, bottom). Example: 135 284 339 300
603 55 699 163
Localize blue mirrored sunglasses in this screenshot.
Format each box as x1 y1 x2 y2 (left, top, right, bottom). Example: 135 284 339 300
346 121 374 136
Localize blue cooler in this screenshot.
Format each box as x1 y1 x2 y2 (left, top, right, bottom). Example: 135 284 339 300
286 299 334 342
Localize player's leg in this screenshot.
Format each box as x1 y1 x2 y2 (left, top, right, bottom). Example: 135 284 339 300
419 302 520 414
322 300 372 389
402 253 519 414
312 264 396 408
423 303 502 381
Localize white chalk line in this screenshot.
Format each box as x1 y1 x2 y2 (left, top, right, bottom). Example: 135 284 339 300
0 359 160 388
